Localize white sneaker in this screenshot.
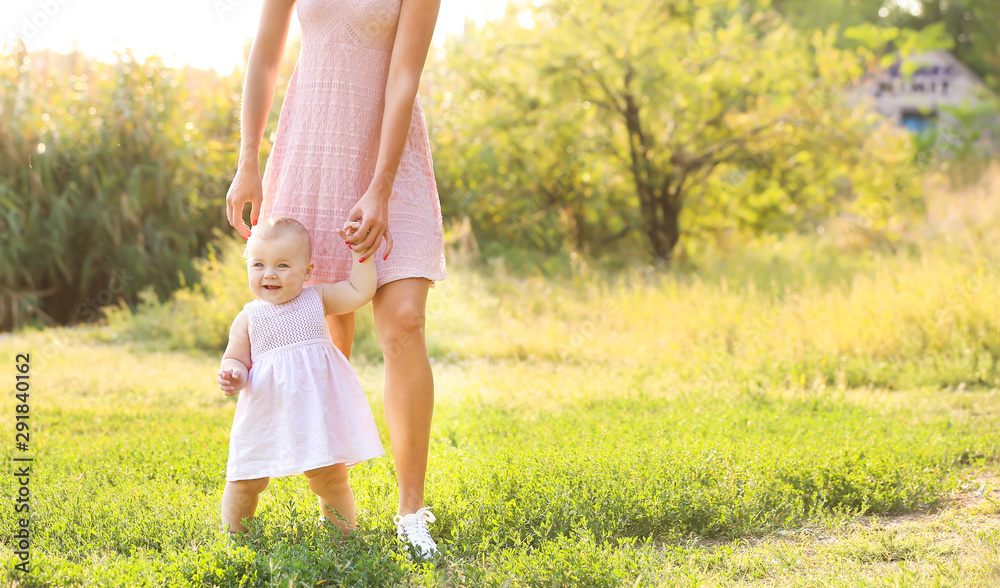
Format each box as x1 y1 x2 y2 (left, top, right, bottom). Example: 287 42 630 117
393 507 438 559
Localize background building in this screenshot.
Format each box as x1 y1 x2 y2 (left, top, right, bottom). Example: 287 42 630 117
861 50 998 143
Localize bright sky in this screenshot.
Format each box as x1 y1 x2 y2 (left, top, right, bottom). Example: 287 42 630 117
0 0 508 73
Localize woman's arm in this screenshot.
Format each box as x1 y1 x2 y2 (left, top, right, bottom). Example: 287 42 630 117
238 0 297 172
227 0 298 237
345 0 442 258
370 0 442 200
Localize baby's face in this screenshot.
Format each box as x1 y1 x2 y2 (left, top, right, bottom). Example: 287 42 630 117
244 232 313 305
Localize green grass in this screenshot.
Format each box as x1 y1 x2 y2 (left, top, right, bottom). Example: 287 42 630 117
2 212 1000 585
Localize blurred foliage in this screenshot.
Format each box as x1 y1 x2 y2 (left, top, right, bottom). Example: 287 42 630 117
772 0 1000 92
0 37 302 331
100 230 254 354
424 0 925 263
2 0 994 328
101 162 1000 386
932 94 1000 183
0 43 233 330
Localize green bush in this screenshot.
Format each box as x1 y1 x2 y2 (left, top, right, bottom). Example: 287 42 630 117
102 231 251 354
0 44 240 330
0 37 303 332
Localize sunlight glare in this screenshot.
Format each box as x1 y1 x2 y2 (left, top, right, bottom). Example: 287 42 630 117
1 0 509 72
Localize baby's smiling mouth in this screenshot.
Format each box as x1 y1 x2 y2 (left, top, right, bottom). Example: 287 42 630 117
264 285 280 290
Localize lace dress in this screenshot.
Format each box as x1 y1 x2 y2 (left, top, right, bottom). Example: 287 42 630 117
259 0 448 289
226 286 384 481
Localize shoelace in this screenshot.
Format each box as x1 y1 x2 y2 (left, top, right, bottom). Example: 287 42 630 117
394 507 436 550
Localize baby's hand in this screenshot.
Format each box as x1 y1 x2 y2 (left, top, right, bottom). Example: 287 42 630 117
217 367 246 396
339 221 362 240
336 224 364 259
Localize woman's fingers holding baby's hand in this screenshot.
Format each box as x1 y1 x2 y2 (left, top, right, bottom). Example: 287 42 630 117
352 221 383 259
339 222 365 250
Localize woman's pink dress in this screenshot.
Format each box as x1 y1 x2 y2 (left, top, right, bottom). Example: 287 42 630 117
259 0 447 289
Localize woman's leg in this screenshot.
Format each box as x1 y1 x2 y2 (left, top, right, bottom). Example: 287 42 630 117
371 278 433 516
326 312 355 359
221 477 270 533
305 463 356 534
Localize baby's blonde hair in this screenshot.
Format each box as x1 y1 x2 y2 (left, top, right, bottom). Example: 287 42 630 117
244 217 312 261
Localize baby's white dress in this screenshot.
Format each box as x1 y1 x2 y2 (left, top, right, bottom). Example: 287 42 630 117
226 285 383 481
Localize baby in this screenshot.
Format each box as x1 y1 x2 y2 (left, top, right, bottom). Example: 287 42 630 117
216 216 382 535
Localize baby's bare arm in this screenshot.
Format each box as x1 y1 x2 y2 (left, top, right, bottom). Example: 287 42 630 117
219 311 252 394
318 249 377 316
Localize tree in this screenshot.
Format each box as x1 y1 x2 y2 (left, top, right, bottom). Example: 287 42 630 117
426 0 922 262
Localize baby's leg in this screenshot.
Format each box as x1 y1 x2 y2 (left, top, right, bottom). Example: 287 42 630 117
305 463 356 534
220 477 270 533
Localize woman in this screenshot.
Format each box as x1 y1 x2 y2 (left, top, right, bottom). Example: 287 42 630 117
224 0 446 559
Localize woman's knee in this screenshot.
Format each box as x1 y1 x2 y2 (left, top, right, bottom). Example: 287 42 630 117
375 301 426 353
381 299 425 332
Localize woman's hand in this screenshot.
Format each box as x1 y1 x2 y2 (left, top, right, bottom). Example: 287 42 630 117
345 187 394 262
226 167 263 240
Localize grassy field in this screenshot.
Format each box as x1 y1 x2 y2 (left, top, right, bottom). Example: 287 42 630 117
3 177 1000 586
